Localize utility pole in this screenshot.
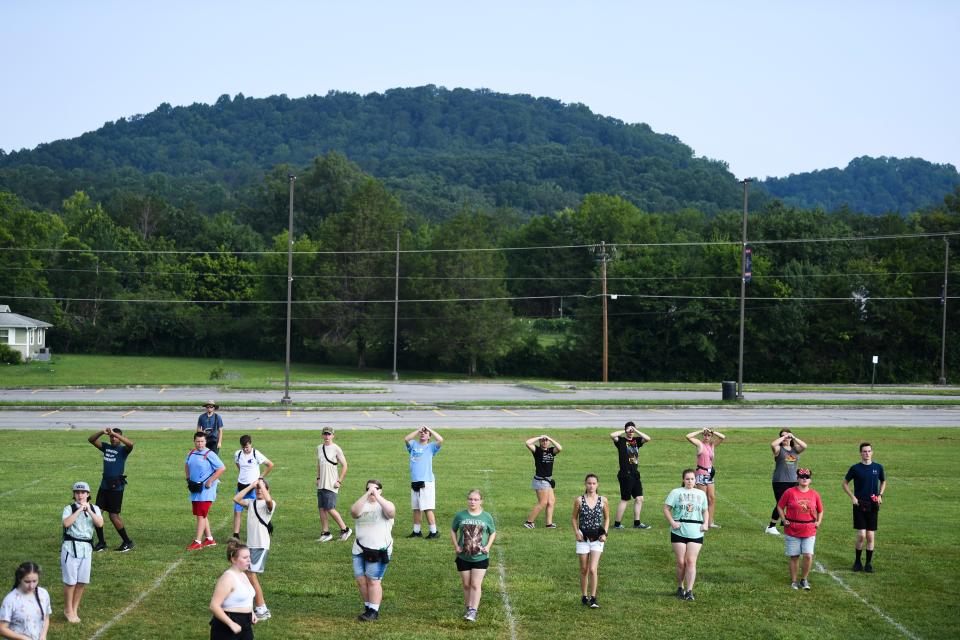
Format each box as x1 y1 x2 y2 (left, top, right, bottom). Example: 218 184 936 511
940 237 950 385
392 230 400 381
737 179 751 400
595 241 613 382
281 174 296 406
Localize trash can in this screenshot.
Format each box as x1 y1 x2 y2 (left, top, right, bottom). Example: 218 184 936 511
721 381 737 401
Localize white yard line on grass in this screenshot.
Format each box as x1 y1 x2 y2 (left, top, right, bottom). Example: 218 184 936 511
481 470 518 640
718 494 921 640
0 464 79 498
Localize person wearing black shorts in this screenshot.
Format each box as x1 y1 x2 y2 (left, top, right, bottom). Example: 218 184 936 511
87 427 135 552
842 442 886 573
610 422 652 529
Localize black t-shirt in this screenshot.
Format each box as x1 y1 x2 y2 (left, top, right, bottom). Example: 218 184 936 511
614 437 644 475
532 447 557 477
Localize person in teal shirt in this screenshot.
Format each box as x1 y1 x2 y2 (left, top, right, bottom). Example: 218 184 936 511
450 490 496 622
663 469 709 601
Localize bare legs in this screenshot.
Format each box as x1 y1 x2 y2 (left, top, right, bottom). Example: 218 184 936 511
527 488 556 525
63 582 86 623
788 554 813 583
577 551 602 597
459 568 487 610
671 541 702 592
194 515 211 542
697 483 716 525
319 507 347 532
356 576 383 607
615 496 644 523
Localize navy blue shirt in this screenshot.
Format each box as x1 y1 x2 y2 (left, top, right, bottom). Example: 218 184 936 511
844 462 885 499
100 444 130 491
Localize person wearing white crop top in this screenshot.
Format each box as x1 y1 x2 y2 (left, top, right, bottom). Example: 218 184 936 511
209 540 257 639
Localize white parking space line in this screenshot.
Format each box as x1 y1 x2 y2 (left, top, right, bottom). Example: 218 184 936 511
121 410 136 417
501 409 519 416
41 409 59 417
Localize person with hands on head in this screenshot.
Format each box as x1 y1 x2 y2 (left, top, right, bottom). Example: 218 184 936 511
209 539 257 640
610 422 652 529
572 474 609 609
685 427 726 528
1 562 51 640
404 426 443 539
842 442 886 573
233 479 275 621
766 429 807 535
186 432 226 550
232 435 273 540
451 490 496 622
523 434 562 529
87 426 135 552
350 480 396 622
61 481 103 623
315 427 351 543
663 469 709 601
777 468 823 590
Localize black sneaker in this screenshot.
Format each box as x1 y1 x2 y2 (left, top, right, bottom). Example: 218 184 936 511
589 596 600 609
684 590 695 601
853 560 863 572
612 523 624 530
675 587 685 599
358 608 379 622
864 563 873 573
93 542 107 552
425 532 439 539
581 595 589 606
545 523 558 529
117 540 135 552
633 522 651 529
407 531 423 538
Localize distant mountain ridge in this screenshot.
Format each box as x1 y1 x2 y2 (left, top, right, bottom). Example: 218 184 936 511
0 86 956 216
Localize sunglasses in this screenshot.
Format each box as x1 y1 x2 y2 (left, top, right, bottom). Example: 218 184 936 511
797 474 811 479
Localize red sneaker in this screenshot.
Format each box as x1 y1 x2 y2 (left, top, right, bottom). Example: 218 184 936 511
202 538 217 547
186 540 203 550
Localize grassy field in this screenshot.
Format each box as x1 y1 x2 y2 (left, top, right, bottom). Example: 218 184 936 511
2 426 957 640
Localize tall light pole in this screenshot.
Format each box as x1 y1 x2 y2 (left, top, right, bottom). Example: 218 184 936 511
737 179 751 400
940 236 950 385
281 174 296 406
391 230 400 381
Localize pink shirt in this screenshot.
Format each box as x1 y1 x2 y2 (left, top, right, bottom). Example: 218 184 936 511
696 442 715 470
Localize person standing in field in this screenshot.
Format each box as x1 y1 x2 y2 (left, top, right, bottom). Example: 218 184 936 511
61 481 103 623
350 479 396 622
523 434 562 529
842 442 886 573
87 427 135 552
685 427 726 528
209 540 257 639
572 474 609 608
610 422 652 529
233 479 275 621
1 562 51 640
766 429 807 535
186 432 226 550
405 426 443 539
316 427 352 543
232 435 273 540
198 401 224 455
451 489 496 622
777 467 823 590
663 469 709 601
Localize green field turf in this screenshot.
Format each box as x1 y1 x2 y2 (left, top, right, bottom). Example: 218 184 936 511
2 427 956 640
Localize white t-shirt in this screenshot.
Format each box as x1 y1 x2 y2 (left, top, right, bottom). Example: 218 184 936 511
0 587 51 640
244 498 275 549
352 500 394 556
234 449 270 484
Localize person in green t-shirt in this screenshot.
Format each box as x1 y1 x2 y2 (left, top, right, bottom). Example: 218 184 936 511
663 469 709 601
450 490 496 623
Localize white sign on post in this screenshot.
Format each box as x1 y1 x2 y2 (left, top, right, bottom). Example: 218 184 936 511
872 355 879 364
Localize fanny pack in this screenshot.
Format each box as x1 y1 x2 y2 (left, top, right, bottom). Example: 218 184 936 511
534 476 556 488
582 527 606 542
411 481 426 491
187 450 216 493
358 542 390 563
697 465 717 479
105 475 127 490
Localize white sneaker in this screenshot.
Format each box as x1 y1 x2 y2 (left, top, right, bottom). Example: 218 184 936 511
255 606 271 620
709 522 721 529
765 526 781 535
316 532 333 542
339 527 353 541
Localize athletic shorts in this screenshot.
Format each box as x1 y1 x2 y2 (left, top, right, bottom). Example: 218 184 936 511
784 535 816 556
192 500 213 517
317 489 338 510
411 481 436 511
210 611 253 640
532 477 553 491
61 550 91 585
852 504 879 531
695 468 714 486
576 539 605 554
353 553 390 580
455 557 489 572
96 488 124 514
235 483 257 512
618 473 643 500
248 547 268 573
671 532 704 545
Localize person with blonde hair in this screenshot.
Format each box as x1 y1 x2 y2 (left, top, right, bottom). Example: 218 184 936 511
209 539 257 639
451 489 496 622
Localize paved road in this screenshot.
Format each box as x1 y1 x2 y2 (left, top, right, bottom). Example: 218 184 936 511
3 382 959 405
4 406 958 431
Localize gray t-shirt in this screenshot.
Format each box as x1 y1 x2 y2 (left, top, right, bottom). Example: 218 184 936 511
772 447 801 482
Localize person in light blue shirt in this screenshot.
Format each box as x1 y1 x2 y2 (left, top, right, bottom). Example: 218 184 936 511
403 426 443 538
184 432 225 550
61 481 103 624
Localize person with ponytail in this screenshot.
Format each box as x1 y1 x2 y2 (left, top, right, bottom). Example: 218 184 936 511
209 540 257 639
0 562 51 640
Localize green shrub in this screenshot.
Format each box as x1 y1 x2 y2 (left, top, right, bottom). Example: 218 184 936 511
0 344 22 365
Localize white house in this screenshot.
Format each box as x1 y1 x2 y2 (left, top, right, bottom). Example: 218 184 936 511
0 305 53 361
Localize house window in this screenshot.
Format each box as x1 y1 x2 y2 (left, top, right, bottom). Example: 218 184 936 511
29 329 34 345
0 329 7 344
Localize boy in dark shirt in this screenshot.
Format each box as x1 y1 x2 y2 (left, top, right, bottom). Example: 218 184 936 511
87 427 135 552
842 442 886 572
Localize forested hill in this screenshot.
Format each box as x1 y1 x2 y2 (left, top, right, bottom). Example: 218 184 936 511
0 86 742 217
759 156 960 214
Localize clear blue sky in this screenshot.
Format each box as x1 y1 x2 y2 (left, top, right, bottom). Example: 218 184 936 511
2 1 957 179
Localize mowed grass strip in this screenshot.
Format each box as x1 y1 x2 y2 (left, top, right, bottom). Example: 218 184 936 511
1 427 956 640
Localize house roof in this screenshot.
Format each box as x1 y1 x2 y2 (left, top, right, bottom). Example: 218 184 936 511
0 306 53 329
